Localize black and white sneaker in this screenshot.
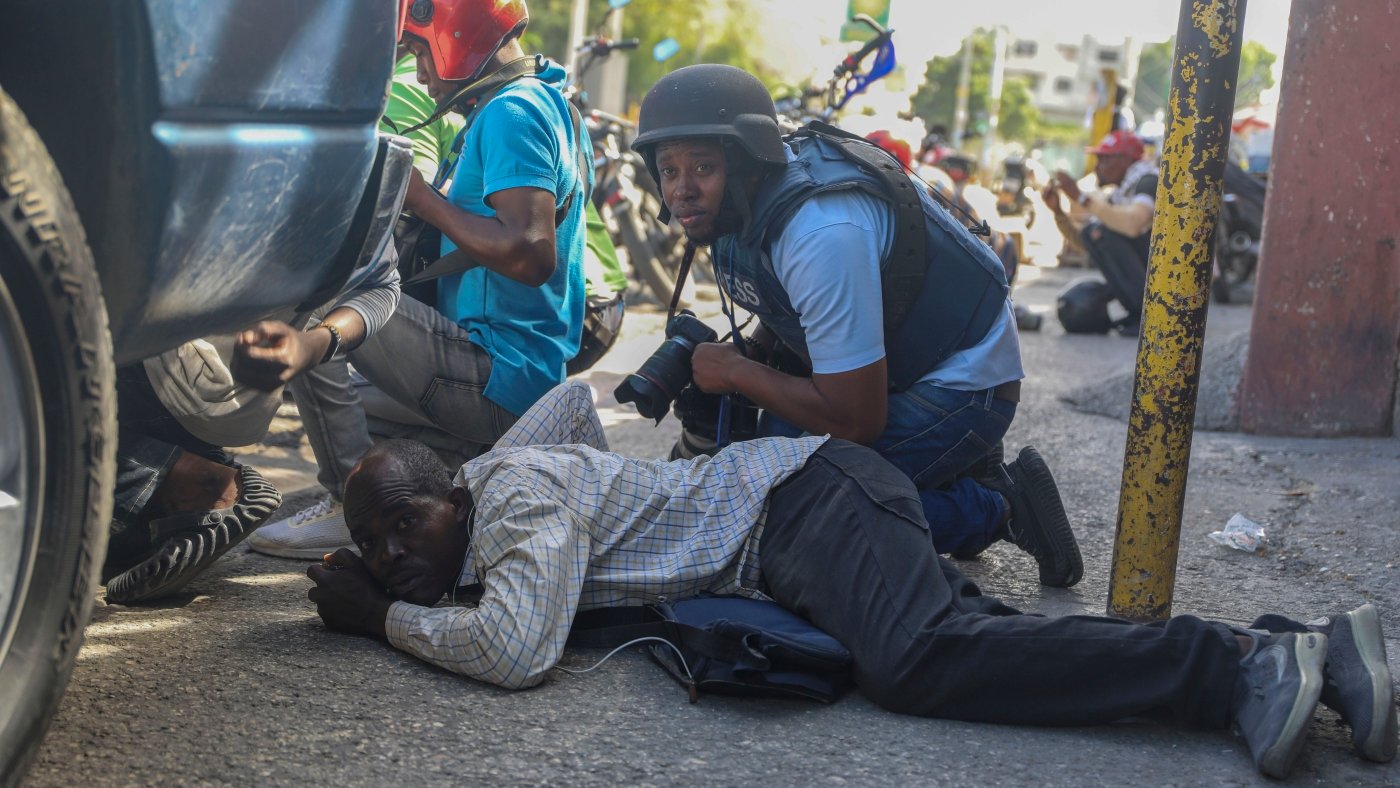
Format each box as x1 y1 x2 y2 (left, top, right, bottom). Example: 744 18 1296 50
1232 631 1328 779
105 465 281 605
1306 604 1397 763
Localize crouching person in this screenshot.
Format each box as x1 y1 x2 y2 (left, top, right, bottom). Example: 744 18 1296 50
307 383 1396 779
103 243 401 605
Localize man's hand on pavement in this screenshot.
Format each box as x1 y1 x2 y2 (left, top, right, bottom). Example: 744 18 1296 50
307 549 391 639
231 320 329 391
691 341 746 395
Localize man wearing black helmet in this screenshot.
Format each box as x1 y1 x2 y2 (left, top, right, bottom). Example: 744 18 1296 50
631 64 1081 587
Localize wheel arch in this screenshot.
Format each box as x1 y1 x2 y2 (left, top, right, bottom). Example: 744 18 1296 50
0 2 165 359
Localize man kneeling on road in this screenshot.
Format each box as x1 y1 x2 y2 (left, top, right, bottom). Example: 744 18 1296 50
307 381 1397 780
629 65 1079 587
1043 130 1158 336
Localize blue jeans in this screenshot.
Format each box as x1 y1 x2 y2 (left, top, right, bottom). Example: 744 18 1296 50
113 365 235 528
757 381 1015 555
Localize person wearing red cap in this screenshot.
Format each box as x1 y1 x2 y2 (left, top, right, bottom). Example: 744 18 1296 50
1044 130 1159 335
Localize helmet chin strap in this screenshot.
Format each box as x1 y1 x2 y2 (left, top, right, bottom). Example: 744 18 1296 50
718 142 766 236
398 55 544 135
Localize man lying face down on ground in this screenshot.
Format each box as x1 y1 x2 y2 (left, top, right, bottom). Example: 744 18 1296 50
307 381 1396 779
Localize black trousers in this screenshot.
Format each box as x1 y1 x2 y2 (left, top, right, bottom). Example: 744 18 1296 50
1080 223 1150 320
757 440 1241 728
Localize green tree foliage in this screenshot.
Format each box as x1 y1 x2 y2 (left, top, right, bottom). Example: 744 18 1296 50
1234 41 1277 108
1133 40 1173 120
909 29 1039 145
1134 38 1276 116
520 0 778 107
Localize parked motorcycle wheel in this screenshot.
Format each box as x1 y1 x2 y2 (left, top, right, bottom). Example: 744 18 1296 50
1211 213 1258 304
615 202 680 304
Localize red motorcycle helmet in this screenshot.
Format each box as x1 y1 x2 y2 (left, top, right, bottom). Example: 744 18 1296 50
398 0 529 82
865 130 911 170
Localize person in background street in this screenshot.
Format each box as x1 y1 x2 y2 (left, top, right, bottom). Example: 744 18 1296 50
918 123 955 167
1043 130 1159 336
306 380 1397 780
627 65 1080 587
247 0 588 559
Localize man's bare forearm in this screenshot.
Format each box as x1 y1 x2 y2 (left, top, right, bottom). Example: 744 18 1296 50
414 191 555 286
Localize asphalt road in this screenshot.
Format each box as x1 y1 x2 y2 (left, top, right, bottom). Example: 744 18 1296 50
26 265 1400 786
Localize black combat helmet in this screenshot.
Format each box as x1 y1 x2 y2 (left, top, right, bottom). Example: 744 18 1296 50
1056 277 1116 334
633 64 786 223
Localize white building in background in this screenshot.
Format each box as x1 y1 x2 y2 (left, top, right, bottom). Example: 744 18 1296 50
1002 33 1142 126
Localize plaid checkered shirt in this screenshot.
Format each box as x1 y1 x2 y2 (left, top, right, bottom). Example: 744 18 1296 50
383 381 828 689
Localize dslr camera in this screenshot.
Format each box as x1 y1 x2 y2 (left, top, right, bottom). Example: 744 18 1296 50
614 310 759 457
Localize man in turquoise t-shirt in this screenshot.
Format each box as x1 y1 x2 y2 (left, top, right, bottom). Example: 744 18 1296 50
249 0 590 558
427 52 586 416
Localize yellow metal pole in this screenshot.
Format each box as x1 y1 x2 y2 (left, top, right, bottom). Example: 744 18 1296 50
1085 67 1119 174
1107 0 1246 620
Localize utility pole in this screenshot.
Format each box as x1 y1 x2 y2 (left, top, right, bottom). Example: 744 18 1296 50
1108 0 1246 620
564 0 589 78
951 34 973 147
978 26 1006 181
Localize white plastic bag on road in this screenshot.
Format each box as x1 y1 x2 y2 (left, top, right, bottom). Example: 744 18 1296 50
1209 513 1266 552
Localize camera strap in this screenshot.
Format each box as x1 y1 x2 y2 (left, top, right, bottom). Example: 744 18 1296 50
665 243 733 446
666 243 697 322
711 242 752 449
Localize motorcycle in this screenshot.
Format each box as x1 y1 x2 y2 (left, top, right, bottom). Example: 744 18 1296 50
1212 161 1266 303
775 14 897 130
566 16 703 306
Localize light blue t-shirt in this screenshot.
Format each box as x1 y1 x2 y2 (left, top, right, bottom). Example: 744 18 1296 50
438 60 587 417
769 189 1023 391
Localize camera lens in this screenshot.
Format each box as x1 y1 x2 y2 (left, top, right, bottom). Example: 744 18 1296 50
613 312 718 422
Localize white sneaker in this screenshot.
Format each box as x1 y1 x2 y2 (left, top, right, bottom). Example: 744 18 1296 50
246 496 355 559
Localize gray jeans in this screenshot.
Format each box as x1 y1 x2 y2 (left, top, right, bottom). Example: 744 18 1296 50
291 295 517 501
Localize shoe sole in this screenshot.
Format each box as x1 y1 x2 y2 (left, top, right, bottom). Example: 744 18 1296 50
104 467 282 604
1012 447 1084 587
1341 604 1398 762
245 540 355 560
1258 632 1328 779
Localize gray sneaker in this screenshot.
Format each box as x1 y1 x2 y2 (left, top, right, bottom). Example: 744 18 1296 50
1306 604 1397 763
1232 631 1328 778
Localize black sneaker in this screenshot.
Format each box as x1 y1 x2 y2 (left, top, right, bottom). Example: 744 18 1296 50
1112 316 1141 337
978 446 1083 587
1232 631 1328 778
1306 604 1397 763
